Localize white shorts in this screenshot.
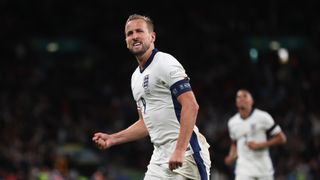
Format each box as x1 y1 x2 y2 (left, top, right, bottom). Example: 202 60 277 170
145 133 211 180
236 174 274 180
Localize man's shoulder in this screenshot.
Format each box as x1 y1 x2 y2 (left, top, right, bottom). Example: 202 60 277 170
228 113 240 125
153 52 183 74
155 51 172 57
155 51 178 63
253 108 272 117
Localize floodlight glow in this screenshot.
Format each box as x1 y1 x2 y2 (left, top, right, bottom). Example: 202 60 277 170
269 41 280 50
47 42 59 53
278 48 289 64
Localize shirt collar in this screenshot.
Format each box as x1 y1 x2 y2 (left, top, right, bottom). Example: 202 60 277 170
140 48 158 73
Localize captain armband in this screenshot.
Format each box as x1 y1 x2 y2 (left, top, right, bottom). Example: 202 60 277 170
170 78 192 98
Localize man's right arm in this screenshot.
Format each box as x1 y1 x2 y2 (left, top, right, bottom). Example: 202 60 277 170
224 142 237 166
92 110 149 150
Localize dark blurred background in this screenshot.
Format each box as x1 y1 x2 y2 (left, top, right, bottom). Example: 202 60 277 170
1 0 320 179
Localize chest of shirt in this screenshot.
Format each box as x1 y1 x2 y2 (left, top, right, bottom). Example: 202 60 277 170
131 68 169 102
230 118 266 140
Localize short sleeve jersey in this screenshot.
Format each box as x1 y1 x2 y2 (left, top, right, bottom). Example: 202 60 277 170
131 49 195 146
227 108 282 177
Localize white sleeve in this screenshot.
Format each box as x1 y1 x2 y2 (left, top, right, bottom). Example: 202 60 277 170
157 54 189 87
228 120 237 141
263 112 282 136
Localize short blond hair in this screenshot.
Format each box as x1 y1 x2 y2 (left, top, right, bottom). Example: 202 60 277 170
125 14 154 33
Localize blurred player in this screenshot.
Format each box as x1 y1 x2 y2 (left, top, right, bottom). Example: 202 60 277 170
224 89 287 180
92 14 211 180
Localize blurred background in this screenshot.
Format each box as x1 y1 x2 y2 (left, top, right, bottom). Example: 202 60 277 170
1 0 320 179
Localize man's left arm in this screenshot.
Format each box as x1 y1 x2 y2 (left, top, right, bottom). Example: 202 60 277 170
169 91 199 171
248 131 287 150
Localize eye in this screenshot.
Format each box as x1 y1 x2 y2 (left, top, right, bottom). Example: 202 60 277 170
126 31 133 37
136 29 144 33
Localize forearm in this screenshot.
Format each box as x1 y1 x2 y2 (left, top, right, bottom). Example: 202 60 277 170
265 132 287 147
256 132 287 149
111 119 149 145
228 143 237 159
175 104 198 152
224 142 237 165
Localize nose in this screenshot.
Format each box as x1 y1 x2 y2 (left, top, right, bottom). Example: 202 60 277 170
132 31 141 40
237 97 245 103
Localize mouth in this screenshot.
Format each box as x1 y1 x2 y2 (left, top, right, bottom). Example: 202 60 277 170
133 42 142 47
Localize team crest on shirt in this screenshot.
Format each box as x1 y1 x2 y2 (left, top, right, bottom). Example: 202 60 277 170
250 123 256 131
143 74 150 94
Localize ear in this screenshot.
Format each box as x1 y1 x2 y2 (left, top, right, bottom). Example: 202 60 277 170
151 32 156 43
125 38 130 49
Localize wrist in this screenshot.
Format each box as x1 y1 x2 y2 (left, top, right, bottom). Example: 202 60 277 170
174 147 187 154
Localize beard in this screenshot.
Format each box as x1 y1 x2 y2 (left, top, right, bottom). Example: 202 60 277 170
238 106 246 111
236 103 247 110
129 43 150 57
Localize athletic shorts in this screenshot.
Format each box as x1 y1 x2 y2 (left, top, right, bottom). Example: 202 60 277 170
145 133 211 180
236 174 274 180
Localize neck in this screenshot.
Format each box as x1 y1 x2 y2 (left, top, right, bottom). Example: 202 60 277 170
136 54 148 67
239 107 253 119
136 47 154 69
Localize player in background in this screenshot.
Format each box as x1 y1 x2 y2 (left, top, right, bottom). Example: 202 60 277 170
224 89 287 180
92 14 211 180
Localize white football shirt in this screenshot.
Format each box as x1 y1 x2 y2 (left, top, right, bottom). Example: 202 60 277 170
227 108 282 177
131 49 191 145
131 49 210 179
